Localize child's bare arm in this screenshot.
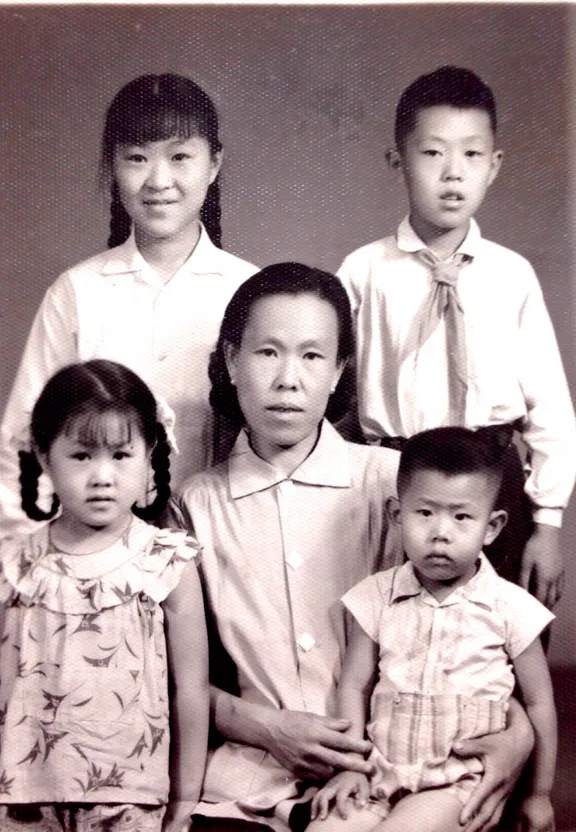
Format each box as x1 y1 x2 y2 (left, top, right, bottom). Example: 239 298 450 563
337 618 379 747
163 560 210 831
512 637 557 832
310 620 378 822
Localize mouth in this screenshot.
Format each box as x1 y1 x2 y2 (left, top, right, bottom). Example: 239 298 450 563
439 192 464 204
142 199 178 207
266 405 304 413
86 497 115 505
425 553 453 564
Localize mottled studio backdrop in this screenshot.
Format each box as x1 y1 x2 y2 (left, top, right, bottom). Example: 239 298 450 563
0 3 575 662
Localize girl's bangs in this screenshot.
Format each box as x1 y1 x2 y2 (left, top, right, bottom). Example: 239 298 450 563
115 104 204 147
63 408 142 448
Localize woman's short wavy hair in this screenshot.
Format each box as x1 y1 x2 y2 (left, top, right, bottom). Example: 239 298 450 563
209 262 355 426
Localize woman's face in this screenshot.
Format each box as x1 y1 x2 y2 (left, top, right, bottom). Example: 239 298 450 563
225 292 344 463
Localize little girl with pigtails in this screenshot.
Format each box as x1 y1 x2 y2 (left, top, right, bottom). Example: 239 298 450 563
0 359 208 832
0 73 258 538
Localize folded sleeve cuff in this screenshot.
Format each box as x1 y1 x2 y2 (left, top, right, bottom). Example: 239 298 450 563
533 507 563 528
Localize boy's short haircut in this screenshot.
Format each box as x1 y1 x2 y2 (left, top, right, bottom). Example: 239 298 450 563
397 426 505 502
394 65 497 150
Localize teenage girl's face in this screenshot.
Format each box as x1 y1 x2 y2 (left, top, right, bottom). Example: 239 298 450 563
225 293 344 464
113 136 221 247
42 412 150 537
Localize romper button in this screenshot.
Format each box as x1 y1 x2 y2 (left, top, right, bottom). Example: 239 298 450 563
393 694 401 705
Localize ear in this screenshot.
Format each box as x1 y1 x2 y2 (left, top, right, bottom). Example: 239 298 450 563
223 340 238 385
329 359 346 394
385 148 402 172
487 148 504 187
209 149 223 186
484 509 508 546
386 495 402 526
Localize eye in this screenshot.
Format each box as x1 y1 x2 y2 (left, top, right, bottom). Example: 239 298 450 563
70 451 90 461
256 347 277 358
124 152 147 163
455 512 472 521
113 450 131 461
422 149 441 157
417 508 432 517
465 150 483 158
172 152 192 162
303 351 324 361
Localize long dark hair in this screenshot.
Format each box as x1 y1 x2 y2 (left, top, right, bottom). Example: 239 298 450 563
209 263 355 426
101 73 222 248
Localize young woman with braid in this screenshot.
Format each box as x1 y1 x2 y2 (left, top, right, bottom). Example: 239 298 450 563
0 73 258 537
0 360 208 832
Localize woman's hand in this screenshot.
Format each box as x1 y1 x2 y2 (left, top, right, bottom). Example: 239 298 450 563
263 709 373 781
454 700 534 832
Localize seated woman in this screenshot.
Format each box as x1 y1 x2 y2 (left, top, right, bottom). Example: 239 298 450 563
175 263 533 832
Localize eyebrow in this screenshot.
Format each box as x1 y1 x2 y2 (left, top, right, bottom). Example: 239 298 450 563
256 337 326 349
417 497 475 510
418 133 488 143
67 439 132 450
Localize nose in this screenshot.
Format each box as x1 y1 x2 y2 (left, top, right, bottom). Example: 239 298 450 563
89 456 115 486
145 157 173 190
442 151 464 181
432 515 453 541
276 356 300 389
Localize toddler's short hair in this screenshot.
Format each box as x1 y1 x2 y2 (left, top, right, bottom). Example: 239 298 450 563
397 426 505 501
394 65 497 150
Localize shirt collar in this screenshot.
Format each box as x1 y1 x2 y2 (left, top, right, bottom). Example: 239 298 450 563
228 419 352 499
99 223 231 282
396 215 482 260
390 552 498 609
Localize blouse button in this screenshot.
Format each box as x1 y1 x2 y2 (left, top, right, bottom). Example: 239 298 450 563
286 550 303 571
298 633 316 652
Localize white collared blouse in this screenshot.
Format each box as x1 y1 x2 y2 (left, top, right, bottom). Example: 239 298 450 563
178 420 402 829
0 227 258 537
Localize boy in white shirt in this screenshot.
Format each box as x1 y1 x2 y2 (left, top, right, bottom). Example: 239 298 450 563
337 65 576 609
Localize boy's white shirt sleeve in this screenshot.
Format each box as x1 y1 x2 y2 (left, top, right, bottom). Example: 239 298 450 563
499 580 555 658
517 266 576 527
0 274 78 538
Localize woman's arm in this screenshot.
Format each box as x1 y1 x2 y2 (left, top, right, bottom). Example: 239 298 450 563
163 560 210 831
210 683 374 782
454 696 534 832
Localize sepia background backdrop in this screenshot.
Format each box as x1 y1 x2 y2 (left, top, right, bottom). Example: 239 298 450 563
0 3 575 670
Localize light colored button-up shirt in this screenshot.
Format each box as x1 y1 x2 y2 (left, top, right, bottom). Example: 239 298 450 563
178 420 402 830
337 218 576 526
0 227 258 537
344 553 554 703
343 554 554 793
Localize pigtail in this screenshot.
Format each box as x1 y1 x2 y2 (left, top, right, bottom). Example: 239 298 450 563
18 450 60 522
133 423 172 522
108 182 132 249
201 179 222 249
